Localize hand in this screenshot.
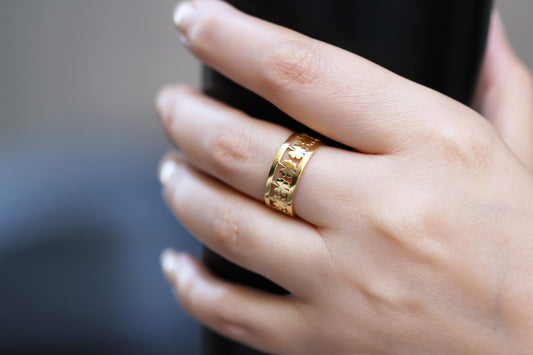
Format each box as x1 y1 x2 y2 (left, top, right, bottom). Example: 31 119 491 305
156 1 533 354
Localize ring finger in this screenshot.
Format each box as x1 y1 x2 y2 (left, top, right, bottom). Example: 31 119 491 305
157 85 387 226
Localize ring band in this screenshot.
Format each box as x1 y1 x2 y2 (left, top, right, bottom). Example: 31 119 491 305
264 133 322 216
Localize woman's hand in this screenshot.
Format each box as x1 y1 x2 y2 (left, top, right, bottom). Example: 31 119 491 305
156 1 533 354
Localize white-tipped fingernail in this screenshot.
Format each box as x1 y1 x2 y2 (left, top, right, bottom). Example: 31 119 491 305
156 87 174 122
161 249 179 273
173 1 195 32
158 152 182 185
161 249 181 286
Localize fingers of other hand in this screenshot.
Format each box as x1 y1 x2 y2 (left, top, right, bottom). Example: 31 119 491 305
173 0 465 154
161 250 307 354
474 11 533 170
159 153 325 294
157 86 383 225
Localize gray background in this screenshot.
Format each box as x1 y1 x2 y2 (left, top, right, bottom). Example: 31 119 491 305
0 0 531 354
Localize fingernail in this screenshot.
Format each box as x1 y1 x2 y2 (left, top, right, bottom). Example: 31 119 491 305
156 88 174 122
158 151 182 185
173 1 195 32
161 248 182 287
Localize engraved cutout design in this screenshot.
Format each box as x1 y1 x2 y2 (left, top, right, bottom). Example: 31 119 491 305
273 178 290 197
265 133 322 216
297 134 320 148
280 160 298 177
270 199 289 214
289 146 307 160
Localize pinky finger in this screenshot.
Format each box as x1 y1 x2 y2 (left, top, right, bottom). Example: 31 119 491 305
474 11 533 169
161 249 308 354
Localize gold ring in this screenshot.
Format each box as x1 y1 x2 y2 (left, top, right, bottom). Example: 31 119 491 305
264 133 322 216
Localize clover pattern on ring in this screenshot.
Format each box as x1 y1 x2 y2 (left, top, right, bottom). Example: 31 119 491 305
288 146 307 160
280 160 298 177
271 143 308 201
267 134 321 215
270 198 289 214
273 178 291 197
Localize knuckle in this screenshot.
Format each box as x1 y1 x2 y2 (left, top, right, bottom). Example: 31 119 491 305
432 123 496 171
210 205 242 255
210 204 256 261
260 40 323 90
207 122 253 175
370 191 449 263
210 204 258 261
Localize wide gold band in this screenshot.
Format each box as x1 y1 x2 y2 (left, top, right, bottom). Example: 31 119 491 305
264 133 322 216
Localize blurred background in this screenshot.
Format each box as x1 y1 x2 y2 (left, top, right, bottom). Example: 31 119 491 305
0 0 532 354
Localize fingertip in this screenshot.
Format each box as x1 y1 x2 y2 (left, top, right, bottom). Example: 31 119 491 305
161 248 182 286
156 86 176 123
161 248 179 271
158 151 184 186
161 249 199 287
173 1 196 33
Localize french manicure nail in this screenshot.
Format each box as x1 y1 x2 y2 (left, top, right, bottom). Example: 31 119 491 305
158 152 182 185
173 1 195 32
156 88 173 121
161 248 182 286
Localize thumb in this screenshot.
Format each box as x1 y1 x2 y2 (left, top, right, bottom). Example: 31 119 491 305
473 11 533 170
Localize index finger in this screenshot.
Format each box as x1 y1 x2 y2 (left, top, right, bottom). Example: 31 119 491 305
174 0 470 154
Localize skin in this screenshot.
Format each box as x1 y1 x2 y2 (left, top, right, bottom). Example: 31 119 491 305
156 0 533 353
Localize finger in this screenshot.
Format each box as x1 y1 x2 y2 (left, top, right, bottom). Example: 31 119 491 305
473 11 533 170
172 0 465 154
159 152 326 294
161 250 307 354
157 85 386 226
